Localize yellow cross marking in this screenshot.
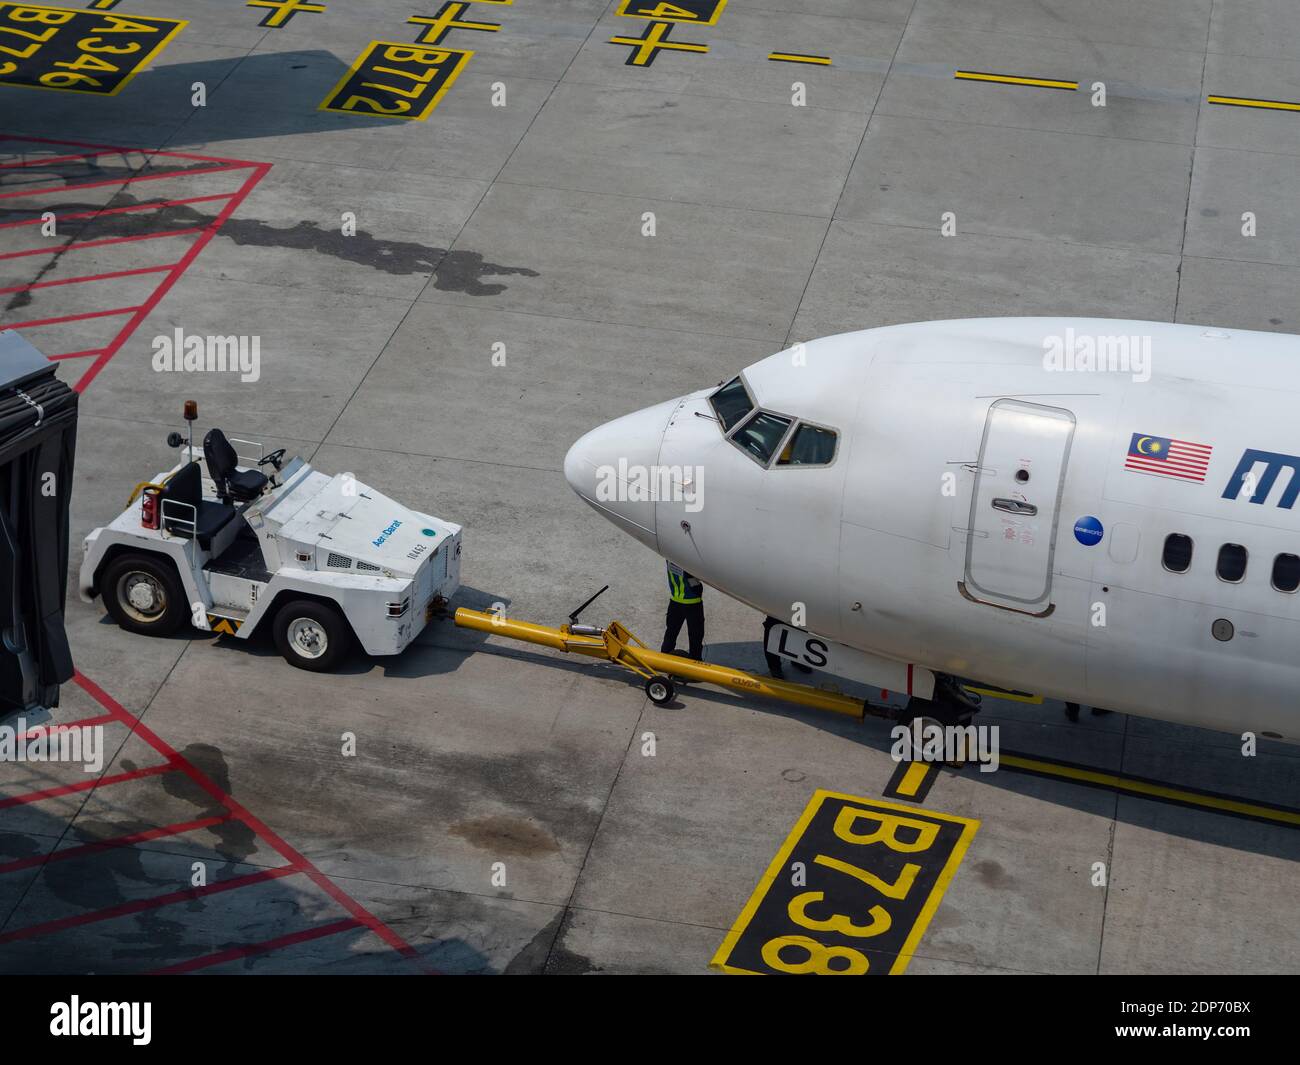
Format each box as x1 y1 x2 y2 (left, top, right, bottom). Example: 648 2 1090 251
408 2 500 45
247 0 328 28
609 21 708 66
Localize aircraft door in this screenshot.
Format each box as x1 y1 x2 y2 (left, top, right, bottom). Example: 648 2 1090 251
961 399 1075 615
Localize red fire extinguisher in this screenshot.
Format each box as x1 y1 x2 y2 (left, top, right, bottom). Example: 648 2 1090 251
141 485 161 530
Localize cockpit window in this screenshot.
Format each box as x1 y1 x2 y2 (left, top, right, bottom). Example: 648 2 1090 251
777 424 837 466
732 411 792 465
710 376 753 432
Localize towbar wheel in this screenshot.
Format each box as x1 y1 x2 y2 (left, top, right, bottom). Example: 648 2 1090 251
645 674 675 706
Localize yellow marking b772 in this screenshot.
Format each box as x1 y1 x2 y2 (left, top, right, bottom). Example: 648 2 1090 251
319 41 472 120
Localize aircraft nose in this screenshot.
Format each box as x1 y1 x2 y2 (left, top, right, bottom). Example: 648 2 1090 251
564 398 679 551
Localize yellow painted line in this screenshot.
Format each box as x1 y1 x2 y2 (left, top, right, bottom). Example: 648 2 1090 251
768 52 832 66
1208 95 1300 112
895 760 931 798
1000 754 1300 827
966 685 1043 705
955 70 1078 91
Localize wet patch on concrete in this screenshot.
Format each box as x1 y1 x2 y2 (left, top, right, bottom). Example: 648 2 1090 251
449 814 560 858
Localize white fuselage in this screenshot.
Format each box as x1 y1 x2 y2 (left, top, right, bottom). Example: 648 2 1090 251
564 318 1300 742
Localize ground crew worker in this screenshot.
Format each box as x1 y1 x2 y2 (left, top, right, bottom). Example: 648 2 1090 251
662 561 704 661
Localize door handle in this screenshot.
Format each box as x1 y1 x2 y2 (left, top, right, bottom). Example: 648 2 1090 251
992 498 1037 516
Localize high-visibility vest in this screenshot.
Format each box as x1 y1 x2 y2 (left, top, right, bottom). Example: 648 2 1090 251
666 562 702 604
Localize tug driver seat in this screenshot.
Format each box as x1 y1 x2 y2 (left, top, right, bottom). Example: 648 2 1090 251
203 428 268 504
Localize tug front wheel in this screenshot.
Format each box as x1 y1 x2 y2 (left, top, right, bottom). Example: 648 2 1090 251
272 599 350 672
644 674 675 706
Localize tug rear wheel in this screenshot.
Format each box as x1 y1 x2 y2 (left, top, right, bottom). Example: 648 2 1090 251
273 599 350 672
102 553 187 636
645 674 675 706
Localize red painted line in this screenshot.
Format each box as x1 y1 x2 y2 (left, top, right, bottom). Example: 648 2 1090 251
48 348 103 361
16 711 117 742
0 163 257 201
0 864 301 945
72 671 429 968
0 192 234 231
0 263 174 296
0 814 232 875
0 760 174 811
75 163 271 393
0 226 204 262
151 917 362 974
0 150 121 170
1 133 265 168
5 305 139 331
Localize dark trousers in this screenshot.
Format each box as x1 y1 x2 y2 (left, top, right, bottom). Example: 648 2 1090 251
762 615 783 677
662 601 704 660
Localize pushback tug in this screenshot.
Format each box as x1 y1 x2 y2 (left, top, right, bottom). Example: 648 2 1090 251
80 402 462 671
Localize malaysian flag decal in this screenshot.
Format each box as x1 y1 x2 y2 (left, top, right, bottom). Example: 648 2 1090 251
1124 433 1212 482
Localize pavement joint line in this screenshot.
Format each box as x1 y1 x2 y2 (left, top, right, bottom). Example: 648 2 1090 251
1171 6 1211 337
542 694 647 973
783 0 915 351
822 214 1188 261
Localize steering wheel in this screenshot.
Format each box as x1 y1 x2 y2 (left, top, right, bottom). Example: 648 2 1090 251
257 448 286 471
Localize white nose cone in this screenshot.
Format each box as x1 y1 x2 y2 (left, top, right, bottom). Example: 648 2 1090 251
563 399 678 552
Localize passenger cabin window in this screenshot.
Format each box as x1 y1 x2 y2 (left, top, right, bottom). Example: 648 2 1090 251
1273 553 1300 593
710 377 753 432
1216 543 1247 583
777 424 837 466
1162 533 1193 573
732 411 792 465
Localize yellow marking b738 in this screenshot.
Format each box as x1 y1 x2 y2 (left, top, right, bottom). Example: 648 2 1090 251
712 790 978 975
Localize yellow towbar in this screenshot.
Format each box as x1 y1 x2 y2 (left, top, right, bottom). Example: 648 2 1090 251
453 607 871 719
